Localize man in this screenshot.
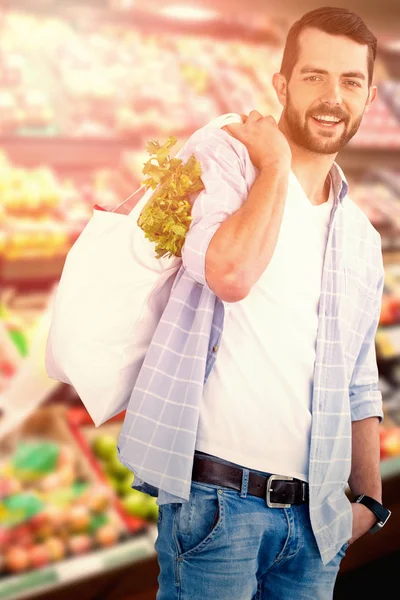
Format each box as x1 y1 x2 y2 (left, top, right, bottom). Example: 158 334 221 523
117 6 391 599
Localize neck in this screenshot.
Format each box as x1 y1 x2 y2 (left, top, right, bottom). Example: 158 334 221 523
278 119 338 206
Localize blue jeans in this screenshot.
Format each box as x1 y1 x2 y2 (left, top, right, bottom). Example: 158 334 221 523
155 453 348 600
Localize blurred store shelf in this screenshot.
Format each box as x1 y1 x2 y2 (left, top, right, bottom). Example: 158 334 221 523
0 527 157 600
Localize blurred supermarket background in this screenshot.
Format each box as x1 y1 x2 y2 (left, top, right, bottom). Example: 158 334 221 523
0 0 400 598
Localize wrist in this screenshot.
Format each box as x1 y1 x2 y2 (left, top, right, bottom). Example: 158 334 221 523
259 157 291 175
353 494 391 534
356 503 378 527
351 488 382 504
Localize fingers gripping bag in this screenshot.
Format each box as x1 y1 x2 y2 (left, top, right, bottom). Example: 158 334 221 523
45 113 243 427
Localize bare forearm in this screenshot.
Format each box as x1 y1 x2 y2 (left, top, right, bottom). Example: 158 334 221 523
206 161 290 300
349 417 382 503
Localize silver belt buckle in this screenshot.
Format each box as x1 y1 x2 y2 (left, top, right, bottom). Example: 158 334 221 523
266 475 293 508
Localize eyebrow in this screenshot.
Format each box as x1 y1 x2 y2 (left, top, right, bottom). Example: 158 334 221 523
299 66 366 80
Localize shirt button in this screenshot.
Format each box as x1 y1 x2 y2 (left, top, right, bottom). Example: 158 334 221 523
212 345 218 353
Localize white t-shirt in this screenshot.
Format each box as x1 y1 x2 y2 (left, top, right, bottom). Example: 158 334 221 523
195 172 334 482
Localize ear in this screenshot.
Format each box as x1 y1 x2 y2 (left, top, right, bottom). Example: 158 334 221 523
273 73 288 108
364 85 377 113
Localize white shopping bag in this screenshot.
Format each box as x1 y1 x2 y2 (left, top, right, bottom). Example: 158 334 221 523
45 113 243 427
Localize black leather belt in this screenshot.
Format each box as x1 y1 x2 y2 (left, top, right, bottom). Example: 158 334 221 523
192 456 308 508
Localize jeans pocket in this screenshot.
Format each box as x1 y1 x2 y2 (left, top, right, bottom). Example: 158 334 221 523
173 482 224 558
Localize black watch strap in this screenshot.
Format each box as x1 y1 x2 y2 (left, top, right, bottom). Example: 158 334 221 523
354 494 391 534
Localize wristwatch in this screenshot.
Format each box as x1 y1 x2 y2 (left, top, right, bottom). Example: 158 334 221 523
354 494 391 534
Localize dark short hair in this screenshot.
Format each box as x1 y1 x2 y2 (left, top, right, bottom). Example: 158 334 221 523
280 6 377 86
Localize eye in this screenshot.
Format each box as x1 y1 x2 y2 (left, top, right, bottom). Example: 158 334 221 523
344 80 361 87
305 76 322 82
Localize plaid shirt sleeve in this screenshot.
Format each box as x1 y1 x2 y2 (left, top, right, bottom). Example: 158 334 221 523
349 258 385 423
180 128 248 293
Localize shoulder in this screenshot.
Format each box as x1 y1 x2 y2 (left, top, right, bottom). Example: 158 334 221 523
184 126 247 166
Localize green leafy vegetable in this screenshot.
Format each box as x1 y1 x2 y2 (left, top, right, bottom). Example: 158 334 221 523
138 136 204 259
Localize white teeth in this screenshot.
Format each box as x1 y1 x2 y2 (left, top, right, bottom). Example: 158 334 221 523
313 115 341 123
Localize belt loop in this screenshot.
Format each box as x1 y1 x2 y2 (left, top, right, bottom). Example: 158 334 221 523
240 468 249 498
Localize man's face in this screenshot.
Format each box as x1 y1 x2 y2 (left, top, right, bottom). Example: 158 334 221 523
281 27 374 154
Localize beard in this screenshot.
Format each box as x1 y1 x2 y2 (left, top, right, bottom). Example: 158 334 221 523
283 91 364 154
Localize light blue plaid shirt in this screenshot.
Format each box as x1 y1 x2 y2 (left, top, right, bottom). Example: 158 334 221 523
117 125 384 564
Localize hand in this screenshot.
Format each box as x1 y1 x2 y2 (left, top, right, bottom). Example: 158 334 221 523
222 110 291 171
348 501 377 545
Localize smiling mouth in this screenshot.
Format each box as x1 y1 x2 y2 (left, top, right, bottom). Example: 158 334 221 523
311 115 344 128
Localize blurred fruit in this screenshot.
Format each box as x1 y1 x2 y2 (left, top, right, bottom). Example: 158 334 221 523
95 523 119 547
29 544 50 569
117 474 135 497
0 475 22 498
105 455 131 481
29 512 49 532
67 505 90 533
44 537 66 562
146 497 159 522
43 505 66 531
58 465 76 487
0 527 12 550
58 527 70 544
89 513 108 534
380 427 400 459
107 475 120 494
11 524 34 548
29 512 54 541
121 491 150 519
91 435 117 461
85 486 111 514
104 473 116 489
35 523 54 541
39 472 63 492
68 534 92 555
5 546 30 573
57 446 75 469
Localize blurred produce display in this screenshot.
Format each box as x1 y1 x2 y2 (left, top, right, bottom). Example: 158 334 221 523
380 265 400 326
0 146 151 285
0 148 89 260
0 8 281 138
67 409 158 531
380 80 400 121
348 173 400 251
91 434 158 522
0 307 25 392
349 92 400 149
380 424 400 459
0 407 127 576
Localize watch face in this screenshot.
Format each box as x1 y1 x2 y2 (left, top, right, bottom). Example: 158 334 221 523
369 508 391 534
374 506 391 524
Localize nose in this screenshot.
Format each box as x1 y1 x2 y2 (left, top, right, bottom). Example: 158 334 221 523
320 80 342 106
